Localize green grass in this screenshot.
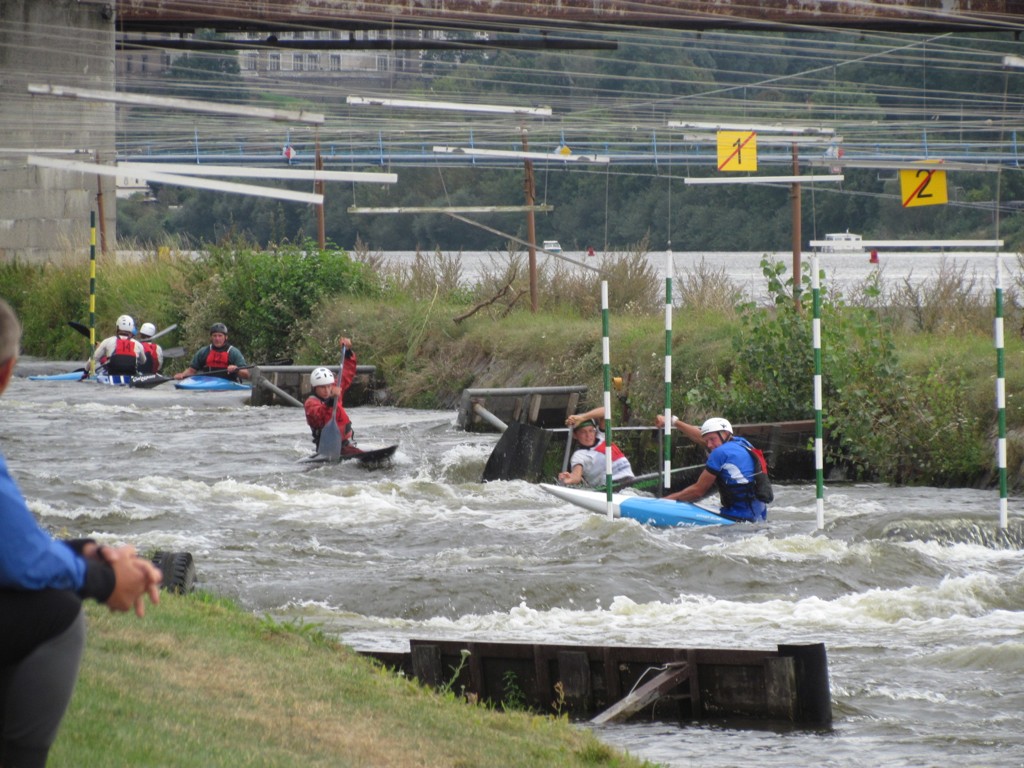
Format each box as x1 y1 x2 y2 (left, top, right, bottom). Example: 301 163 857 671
53 595 650 768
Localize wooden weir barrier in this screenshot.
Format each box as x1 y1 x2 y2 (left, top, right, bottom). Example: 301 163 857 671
458 385 817 484
361 640 832 728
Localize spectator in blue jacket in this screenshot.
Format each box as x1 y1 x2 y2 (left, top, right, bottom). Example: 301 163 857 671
0 298 162 768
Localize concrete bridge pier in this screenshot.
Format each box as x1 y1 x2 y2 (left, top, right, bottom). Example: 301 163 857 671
0 0 116 264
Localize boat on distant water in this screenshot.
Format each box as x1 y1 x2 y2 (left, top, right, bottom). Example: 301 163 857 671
542 239 562 254
822 231 864 253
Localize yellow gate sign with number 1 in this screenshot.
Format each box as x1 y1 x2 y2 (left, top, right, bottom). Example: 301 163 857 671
717 131 757 172
900 167 948 208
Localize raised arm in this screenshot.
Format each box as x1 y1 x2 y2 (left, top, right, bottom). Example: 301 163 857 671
653 414 704 446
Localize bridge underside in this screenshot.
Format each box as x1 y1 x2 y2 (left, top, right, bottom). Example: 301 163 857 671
117 0 1024 35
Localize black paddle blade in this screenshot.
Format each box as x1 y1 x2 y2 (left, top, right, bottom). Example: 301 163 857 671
482 422 553 482
68 321 91 338
129 374 173 389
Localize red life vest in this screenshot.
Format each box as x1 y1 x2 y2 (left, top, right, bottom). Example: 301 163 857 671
203 346 231 371
139 341 160 374
105 335 139 375
592 440 626 462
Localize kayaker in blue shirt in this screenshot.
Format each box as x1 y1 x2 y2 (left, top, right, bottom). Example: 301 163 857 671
654 415 770 522
0 298 162 768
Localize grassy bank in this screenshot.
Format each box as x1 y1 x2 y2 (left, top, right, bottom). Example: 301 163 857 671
53 595 648 768
5 241 1024 486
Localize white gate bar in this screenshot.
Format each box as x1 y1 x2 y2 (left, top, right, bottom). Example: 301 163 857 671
28 155 323 205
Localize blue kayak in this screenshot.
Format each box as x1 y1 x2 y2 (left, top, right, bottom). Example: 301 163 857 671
174 375 251 392
28 370 88 381
540 483 733 527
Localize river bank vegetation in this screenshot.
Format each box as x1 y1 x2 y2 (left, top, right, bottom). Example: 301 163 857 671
52 594 645 768
5 238 1024 488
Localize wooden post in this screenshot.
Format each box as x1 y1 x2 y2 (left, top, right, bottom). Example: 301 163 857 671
315 135 326 249
95 154 108 256
791 143 802 311
521 129 538 313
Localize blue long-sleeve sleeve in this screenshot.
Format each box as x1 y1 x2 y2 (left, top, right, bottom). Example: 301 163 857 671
0 453 86 591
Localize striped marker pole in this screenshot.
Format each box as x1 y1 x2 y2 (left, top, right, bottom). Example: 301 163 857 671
663 250 673 493
88 211 97 375
602 281 614 519
812 252 825 529
995 254 1008 530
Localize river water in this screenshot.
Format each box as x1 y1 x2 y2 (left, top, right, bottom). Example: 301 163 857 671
3 370 1023 767
380 248 1022 302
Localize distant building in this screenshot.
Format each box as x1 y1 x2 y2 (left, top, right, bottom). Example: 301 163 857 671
116 29 422 82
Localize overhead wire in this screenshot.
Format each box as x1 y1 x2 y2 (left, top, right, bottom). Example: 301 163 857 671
8 7 1024 196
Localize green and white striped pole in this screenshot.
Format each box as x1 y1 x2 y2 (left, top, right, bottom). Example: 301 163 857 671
663 250 673 494
995 253 1008 530
88 211 97 375
812 252 825 529
602 280 614 519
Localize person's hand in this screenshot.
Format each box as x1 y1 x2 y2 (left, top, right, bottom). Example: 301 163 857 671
173 372 184 380
100 545 162 617
654 414 667 429
566 414 581 427
227 365 237 374
339 336 352 349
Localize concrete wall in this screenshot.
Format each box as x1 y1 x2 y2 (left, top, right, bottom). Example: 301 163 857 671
0 0 116 264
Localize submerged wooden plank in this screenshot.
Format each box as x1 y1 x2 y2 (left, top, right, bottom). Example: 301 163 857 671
591 663 690 725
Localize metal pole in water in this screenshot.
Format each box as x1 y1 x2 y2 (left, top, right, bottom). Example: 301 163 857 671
663 250 673 494
602 281 614 519
812 252 825 529
995 253 1008 529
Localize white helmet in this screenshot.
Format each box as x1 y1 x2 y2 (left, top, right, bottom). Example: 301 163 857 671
700 417 733 436
116 314 135 333
139 322 157 338
310 367 335 387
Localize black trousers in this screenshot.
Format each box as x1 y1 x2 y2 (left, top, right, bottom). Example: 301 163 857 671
0 590 85 768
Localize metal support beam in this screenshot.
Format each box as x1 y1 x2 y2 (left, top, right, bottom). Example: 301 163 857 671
115 1 1024 35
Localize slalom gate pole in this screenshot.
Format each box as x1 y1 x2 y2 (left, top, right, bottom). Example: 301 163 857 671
663 250 673 494
812 251 825 530
995 253 1008 530
88 211 97 375
602 281 614 519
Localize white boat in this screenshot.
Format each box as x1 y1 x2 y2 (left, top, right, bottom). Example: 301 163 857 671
821 231 864 253
542 239 562 254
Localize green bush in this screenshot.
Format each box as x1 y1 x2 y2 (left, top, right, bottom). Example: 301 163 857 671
684 256 991 484
177 239 382 361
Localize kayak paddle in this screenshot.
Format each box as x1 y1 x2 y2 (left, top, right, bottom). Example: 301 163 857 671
130 358 293 389
69 321 178 341
313 346 346 461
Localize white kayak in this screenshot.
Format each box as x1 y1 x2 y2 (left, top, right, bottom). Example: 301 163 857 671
540 483 734 527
